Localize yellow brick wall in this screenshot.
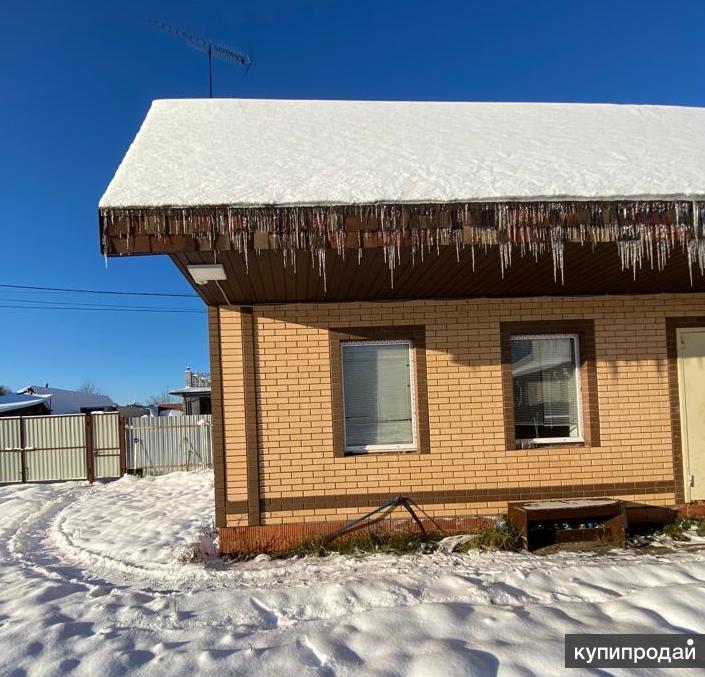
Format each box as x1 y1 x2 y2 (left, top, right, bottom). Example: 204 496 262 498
218 306 248 527
217 294 705 526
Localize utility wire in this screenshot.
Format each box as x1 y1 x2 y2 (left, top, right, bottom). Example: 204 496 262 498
0 297 202 312
0 304 203 314
0 283 199 298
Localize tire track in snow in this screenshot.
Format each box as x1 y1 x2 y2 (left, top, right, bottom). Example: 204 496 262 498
0 485 559 639
5 485 99 590
7 481 705 648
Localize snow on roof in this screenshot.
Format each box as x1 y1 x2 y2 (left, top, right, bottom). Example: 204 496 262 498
18 387 115 415
0 393 52 415
100 99 705 209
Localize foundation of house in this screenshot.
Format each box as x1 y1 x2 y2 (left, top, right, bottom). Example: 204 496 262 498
217 502 705 555
218 515 498 555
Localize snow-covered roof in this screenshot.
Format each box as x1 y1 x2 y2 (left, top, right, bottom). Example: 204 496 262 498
100 99 705 208
18 387 115 415
0 393 52 415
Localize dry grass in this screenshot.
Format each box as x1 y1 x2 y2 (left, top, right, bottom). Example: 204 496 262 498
295 529 434 557
176 521 218 564
658 517 695 542
293 522 521 558
455 522 522 553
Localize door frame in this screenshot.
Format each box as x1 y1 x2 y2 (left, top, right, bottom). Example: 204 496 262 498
666 317 705 505
676 327 705 502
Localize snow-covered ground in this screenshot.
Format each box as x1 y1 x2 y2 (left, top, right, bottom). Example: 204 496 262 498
1 471 705 676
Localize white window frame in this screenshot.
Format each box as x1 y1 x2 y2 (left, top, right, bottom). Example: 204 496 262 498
510 333 584 446
340 339 418 454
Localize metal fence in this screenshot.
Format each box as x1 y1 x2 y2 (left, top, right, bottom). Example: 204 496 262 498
125 414 212 475
0 412 213 483
0 413 123 483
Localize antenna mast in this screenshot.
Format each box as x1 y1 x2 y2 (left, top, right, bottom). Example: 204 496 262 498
151 20 252 97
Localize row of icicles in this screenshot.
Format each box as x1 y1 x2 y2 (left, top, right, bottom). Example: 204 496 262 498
101 201 705 290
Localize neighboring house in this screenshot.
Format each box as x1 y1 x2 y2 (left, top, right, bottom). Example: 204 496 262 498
169 368 212 415
17 386 116 415
117 402 186 418
0 393 52 417
117 403 150 418
147 403 184 417
100 98 705 553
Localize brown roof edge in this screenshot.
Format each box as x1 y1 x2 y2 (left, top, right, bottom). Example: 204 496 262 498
99 199 703 256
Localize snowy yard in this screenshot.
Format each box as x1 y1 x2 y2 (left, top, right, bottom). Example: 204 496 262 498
2 472 705 676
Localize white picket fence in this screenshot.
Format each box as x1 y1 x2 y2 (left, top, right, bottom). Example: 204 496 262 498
0 412 213 483
125 414 213 476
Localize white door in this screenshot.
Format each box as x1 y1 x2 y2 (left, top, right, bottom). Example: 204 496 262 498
677 328 705 501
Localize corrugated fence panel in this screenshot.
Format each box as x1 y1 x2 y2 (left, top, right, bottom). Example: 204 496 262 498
0 418 22 483
92 413 121 479
1 412 210 483
127 414 213 475
24 415 86 481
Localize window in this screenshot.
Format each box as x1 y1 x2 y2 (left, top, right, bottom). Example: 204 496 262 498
510 334 583 445
340 340 416 452
329 325 430 457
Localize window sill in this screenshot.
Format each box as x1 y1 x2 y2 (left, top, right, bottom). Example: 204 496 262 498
512 440 589 451
517 437 584 447
340 447 423 457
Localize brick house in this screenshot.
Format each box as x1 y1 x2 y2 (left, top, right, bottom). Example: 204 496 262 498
100 99 705 553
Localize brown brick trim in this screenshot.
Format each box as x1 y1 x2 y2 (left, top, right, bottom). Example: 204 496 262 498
499 319 600 451
246 479 674 514
207 306 227 527
329 325 430 456
219 516 497 554
225 500 249 514
241 307 262 526
665 317 705 505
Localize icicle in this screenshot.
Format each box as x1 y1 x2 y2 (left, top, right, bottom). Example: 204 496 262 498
694 200 699 237
317 247 327 292
550 227 565 284
104 199 705 291
410 228 416 267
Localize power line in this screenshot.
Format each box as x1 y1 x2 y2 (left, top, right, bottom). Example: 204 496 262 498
0 304 203 314
0 283 199 298
0 297 202 312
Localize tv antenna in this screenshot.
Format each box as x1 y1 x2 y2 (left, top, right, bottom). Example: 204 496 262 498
151 20 252 98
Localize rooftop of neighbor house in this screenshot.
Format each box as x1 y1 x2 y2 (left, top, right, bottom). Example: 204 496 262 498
100 99 705 208
168 387 211 396
169 368 211 397
18 386 116 415
0 393 52 415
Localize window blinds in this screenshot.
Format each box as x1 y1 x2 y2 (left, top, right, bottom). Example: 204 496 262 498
510 335 581 442
341 341 415 450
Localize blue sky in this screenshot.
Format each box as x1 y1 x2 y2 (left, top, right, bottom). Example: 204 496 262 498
2 0 704 404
